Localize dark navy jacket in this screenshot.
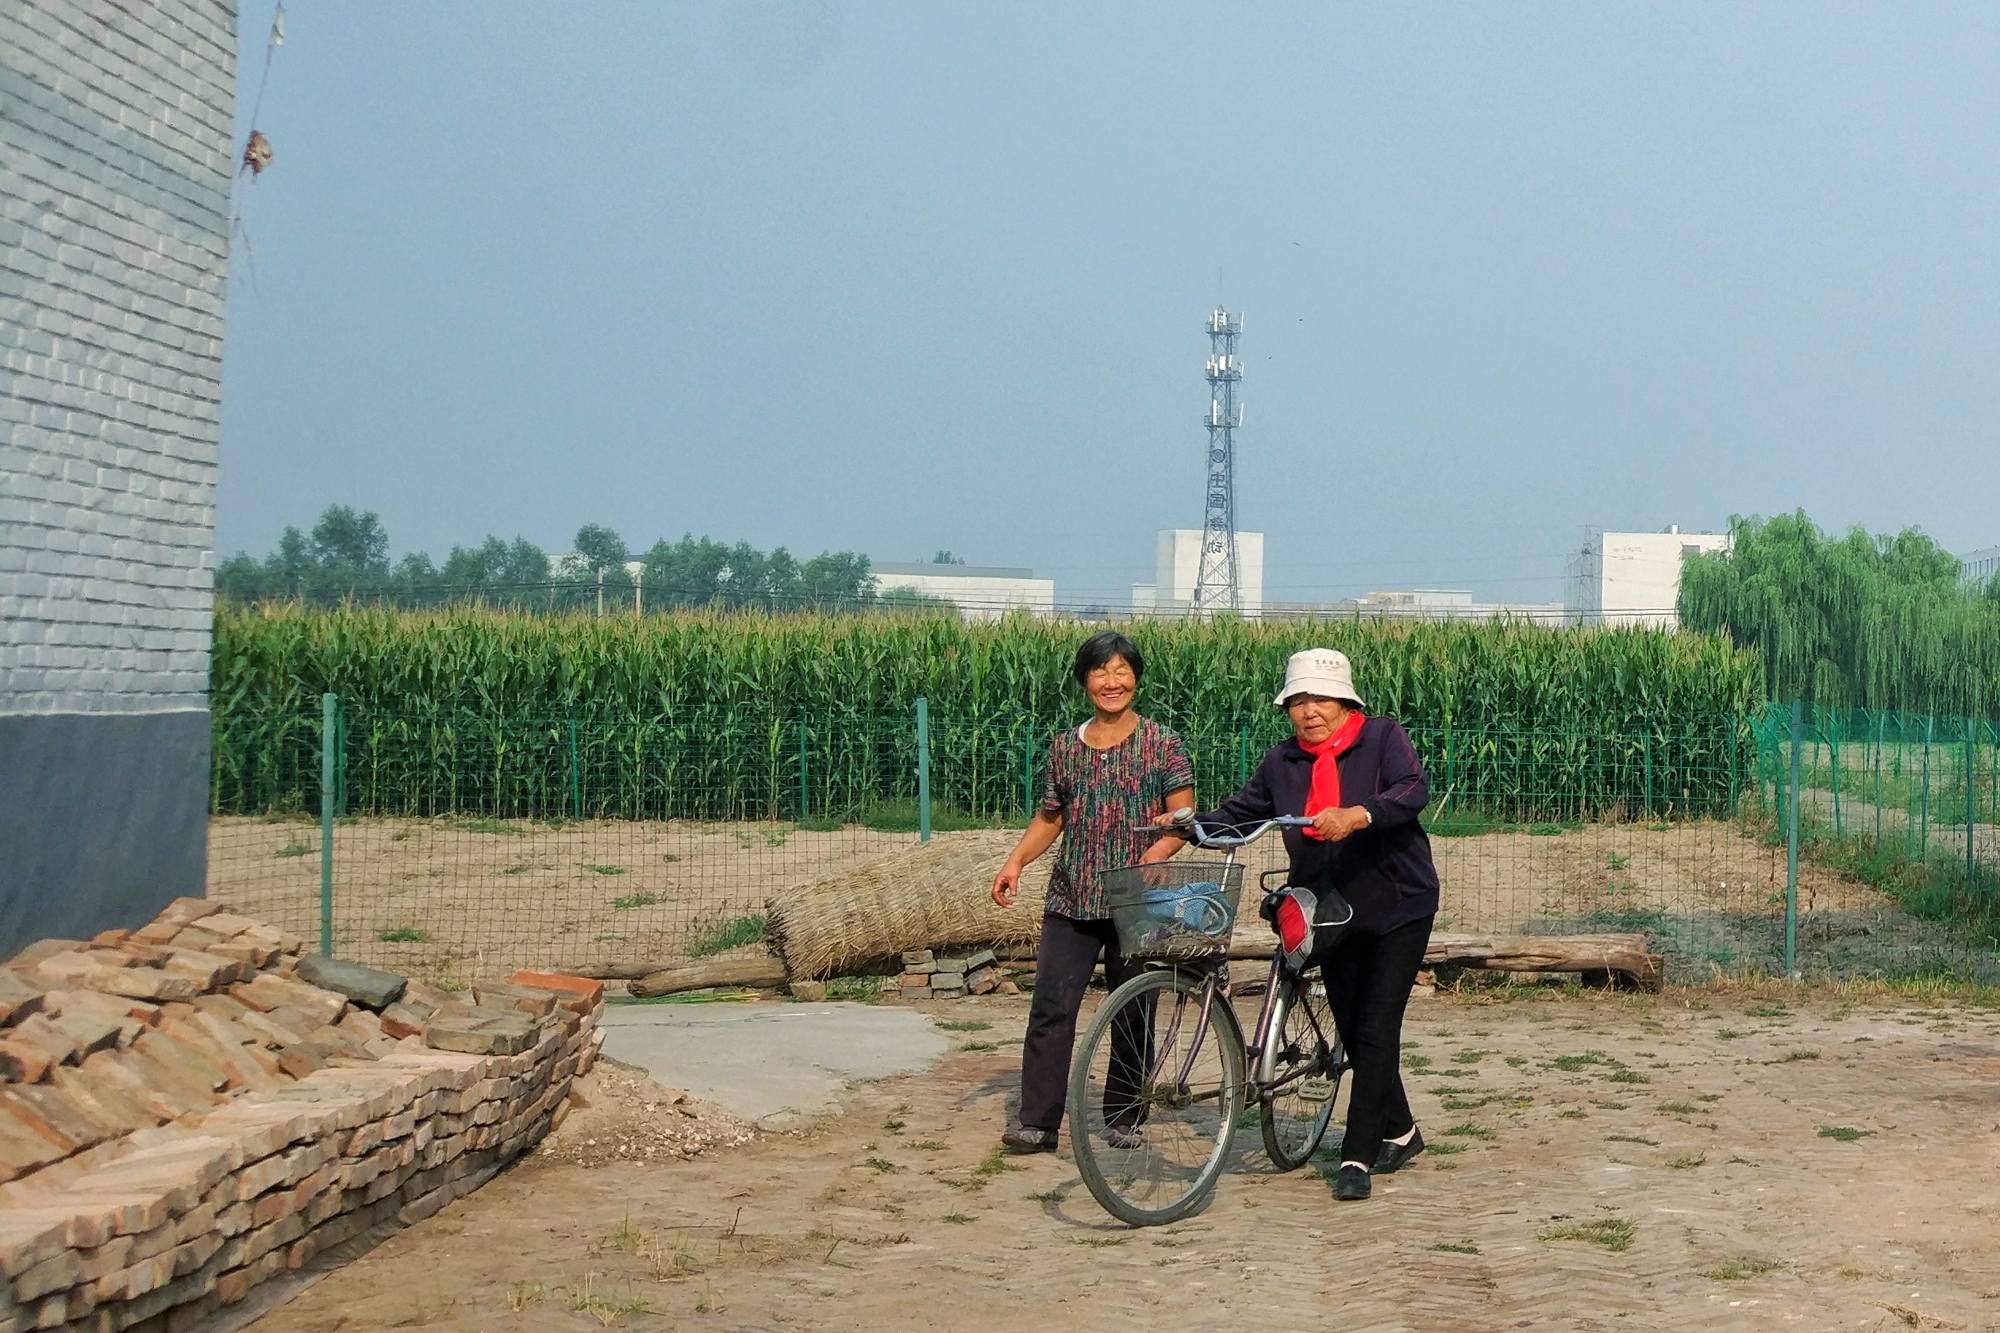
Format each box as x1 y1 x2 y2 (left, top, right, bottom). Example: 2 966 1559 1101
1198 716 1439 935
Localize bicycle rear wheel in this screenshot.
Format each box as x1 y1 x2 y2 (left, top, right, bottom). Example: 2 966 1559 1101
1259 970 1347 1171
1068 966 1246 1228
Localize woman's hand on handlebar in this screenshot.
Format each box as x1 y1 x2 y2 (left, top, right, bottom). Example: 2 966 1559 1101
1311 805 1371 843
1149 807 1195 829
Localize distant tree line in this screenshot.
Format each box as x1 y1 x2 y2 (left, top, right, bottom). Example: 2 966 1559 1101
213 505 953 614
1679 510 2000 717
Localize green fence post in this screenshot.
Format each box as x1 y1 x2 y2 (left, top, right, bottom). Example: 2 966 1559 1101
1921 716 1933 856
568 718 582 819
1874 711 1883 848
1023 727 1036 822
335 700 348 818
320 692 336 959
1728 722 1739 819
1643 731 1654 817
798 712 810 821
916 697 932 843
1830 707 1841 837
1968 716 1977 890
1786 699 1801 978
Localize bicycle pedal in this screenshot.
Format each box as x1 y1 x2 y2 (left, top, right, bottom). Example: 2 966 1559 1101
1297 1077 1336 1102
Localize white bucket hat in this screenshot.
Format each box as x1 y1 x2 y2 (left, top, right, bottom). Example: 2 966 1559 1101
1273 648 1365 708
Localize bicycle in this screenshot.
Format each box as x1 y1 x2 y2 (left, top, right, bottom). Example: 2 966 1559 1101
1065 815 1352 1226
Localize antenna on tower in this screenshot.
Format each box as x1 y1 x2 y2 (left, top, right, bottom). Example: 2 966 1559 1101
1192 307 1243 616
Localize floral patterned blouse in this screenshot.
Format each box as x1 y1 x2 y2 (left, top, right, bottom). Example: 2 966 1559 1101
1041 715 1195 920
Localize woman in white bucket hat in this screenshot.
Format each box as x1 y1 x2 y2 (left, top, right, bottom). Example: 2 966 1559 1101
1155 647 1439 1202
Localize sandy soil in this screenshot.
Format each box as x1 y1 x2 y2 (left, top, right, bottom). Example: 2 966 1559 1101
243 988 2000 1333
210 815 1934 986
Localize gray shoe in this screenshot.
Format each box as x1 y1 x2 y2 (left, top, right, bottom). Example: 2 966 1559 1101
1001 1126 1057 1154
1103 1124 1144 1150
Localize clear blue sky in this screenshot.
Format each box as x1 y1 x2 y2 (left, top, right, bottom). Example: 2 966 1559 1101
220 2 2000 606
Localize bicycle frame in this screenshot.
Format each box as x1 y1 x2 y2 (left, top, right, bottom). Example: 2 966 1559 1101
1148 814 1333 1105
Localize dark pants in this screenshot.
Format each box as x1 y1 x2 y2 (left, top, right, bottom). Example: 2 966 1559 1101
1321 913 1434 1167
1016 912 1148 1133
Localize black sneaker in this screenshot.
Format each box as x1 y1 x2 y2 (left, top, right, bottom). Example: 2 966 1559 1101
1374 1127 1425 1174
1333 1164 1372 1201
1001 1126 1057 1154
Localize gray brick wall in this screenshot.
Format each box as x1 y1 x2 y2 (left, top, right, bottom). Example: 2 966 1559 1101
0 0 236 715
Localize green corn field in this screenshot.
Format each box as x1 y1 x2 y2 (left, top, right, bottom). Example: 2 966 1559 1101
211 603 1764 821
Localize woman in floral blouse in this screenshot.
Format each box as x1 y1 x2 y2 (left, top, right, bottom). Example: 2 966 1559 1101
991 632 1194 1153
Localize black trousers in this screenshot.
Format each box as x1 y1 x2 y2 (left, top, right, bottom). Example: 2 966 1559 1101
1016 912 1148 1133
1321 913 1434 1167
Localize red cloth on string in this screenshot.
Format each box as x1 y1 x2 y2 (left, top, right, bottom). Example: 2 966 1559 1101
1298 711 1367 840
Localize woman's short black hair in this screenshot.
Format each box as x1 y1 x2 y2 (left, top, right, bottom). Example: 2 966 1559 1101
1073 631 1144 687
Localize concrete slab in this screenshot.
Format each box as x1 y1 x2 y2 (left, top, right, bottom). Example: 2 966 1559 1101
598 1001 954 1130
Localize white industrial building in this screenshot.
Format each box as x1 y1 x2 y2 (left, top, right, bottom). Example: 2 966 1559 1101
1262 590 1566 623
1131 529 1265 618
1961 547 2000 589
871 562 1056 620
1565 527 1731 628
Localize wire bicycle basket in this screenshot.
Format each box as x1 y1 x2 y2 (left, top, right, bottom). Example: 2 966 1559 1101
1101 861 1245 960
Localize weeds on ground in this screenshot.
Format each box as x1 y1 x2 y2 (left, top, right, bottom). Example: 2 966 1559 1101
611 892 659 910
1705 1256 1779 1281
1538 1216 1636 1252
688 914 765 957
1778 1048 1821 1061
276 838 315 858
937 1019 992 1032
376 925 430 943
1666 1152 1707 1169
445 817 524 836
1443 1123 1496 1139
1432 1242 1480 1255
1817 1126 1871 1141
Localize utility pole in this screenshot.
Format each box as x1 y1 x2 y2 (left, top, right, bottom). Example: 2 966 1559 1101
595 567 603 620
1192 308 1243 616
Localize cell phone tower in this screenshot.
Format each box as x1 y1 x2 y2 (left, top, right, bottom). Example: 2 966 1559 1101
1192 308 1244 616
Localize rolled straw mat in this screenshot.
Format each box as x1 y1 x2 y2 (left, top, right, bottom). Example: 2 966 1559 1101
765 831 1051 980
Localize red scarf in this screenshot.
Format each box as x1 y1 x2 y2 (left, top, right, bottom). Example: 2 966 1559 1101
1298 711 1366 840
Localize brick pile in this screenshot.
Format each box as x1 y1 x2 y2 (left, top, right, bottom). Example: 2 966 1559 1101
892 949 1006 1001
0 900 605 1333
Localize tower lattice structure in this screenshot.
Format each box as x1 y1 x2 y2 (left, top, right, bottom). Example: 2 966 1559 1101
1192 308 1244 615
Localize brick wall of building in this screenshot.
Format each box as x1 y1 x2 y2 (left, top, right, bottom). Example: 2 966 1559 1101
0 1 237 953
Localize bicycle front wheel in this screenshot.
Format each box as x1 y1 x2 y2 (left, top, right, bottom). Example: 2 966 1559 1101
1259 970 1347 1171
1068 967 1246 1228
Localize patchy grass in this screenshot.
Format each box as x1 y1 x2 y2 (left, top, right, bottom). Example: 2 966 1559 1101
937 1019 992 1032
1443 1123 1497 1140
1538 1216 1636 1252
1075 1236 1126 1248
688 914 766 957
581 863 627 876
1607 1069 1649 1084
862 1157 898 1173
1746 1004 1789 1018
375 925 431 944
611 892 659 910
1452 1049 1489 1064
1778 1048 1821 1062
1817 1126 1872 1142
447 817 525 836
276 838 315 858
1706 1256 1780 1281
1432 1242 1481 1255
1716 1029 1748 1040
1666 1152 1708 1170
1605 1134 1659 1146
1658 1101 1700 1114
1426 1140 1468 1155
1549 1053 1606 1072
942 1211 975 1224
1027 1187 1068 1203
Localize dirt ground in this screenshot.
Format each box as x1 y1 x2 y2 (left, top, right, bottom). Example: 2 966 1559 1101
243 987 2000 1333
210 815 1925 986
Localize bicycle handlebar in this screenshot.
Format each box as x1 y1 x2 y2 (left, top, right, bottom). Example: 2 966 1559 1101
1154 811 1313 849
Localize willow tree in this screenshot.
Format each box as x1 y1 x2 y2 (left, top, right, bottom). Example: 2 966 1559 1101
1679 511 2000 716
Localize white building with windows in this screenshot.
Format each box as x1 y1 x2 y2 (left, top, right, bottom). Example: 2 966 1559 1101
1960 546 2000 589
871 562 1055 620
1131 529 1265 618
1565 527 1731 628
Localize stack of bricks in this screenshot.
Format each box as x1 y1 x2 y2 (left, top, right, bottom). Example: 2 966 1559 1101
894 949 1004 1001
0 900 605 1333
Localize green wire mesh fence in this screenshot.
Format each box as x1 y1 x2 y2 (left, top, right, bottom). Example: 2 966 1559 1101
206 699 2000 986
